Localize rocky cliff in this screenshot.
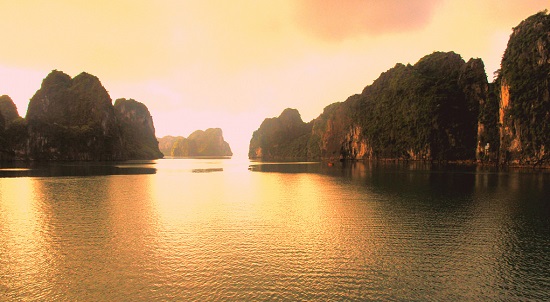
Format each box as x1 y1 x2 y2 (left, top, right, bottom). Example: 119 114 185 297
0 104 5 160
249 11 550 167
498 10 549 166
157 135 179 155
158 128 233 157
248 108 312 160
250 52 485 162
25 71 124 160
0 95 25 159
0 70 162 161
114 98 163 159
0 95 21 124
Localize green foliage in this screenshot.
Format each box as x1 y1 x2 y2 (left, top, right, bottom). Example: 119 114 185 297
477 81 501 161
114 98 163 159
355 52 481 160
249 109 312 160
250 52 488 162
13 70 163 160
500 10 550 162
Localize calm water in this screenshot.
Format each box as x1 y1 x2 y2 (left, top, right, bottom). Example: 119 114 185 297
0 159 549 301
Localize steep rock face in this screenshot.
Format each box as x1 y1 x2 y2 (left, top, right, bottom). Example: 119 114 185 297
0 95 21 124
249 108 312 160
114 98 163 159
459 58 491 162
0 95 26 159
0 107 5 159
0 108 4 130
25 70 124 160
158 128 233 157
187 128 233 156
0 70 165 161
157 135 180 155
499 10 550 165
308 97 370 160
476 81 501 163
248 12 548 166
249 52 486 162
171 137 190 156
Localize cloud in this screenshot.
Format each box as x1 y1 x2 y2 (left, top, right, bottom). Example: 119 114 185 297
294 0 442 41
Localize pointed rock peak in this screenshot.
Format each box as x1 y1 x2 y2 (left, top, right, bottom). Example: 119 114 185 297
0 95 21 122
41 70 71 89
73 72 100 83
279 108 303 123
71 72 105 91
0 94 13 102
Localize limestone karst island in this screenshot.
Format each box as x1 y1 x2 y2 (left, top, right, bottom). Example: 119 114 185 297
249 11 550 168
1 11 548 167
0 71 232 160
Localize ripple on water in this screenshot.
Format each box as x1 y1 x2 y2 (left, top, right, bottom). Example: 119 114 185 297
0 161 549 301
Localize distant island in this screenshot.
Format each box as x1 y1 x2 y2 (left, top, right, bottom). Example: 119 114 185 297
0 70 234 161
0 71 163 160
249 11 550 167
158 128 233 157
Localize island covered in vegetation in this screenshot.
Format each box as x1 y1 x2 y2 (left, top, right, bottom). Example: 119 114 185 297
0 71 163 160
249 11 550 167
158 128 233 157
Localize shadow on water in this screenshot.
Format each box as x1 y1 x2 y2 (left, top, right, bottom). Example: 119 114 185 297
0 161 157 178
249 160 550 205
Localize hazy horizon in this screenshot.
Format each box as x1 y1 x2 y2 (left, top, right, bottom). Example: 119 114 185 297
1 0 547 156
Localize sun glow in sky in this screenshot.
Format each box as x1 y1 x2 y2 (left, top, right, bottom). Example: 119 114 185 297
0 0 547 157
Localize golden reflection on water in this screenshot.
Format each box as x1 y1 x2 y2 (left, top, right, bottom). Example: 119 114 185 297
0 178 45 299
0 175 161 300
145 160 384 298
0 160 549 301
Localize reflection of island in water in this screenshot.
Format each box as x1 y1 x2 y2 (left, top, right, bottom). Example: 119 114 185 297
0 161 157 178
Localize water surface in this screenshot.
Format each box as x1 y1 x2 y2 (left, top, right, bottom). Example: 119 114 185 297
1 159 549 301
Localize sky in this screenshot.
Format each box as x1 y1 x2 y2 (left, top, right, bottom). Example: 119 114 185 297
0 0 547 157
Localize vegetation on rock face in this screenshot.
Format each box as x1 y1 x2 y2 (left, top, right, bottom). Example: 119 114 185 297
499 10 550 165
25 71 124 160
0 70 162 161
355 52 483 161
0 109 5 159
0 95 27 159
114 98 163 159
187 128 233 156
249 11 550 167
248 108 312 160
250 52 485 162
477 81 501 162
0 95 21 124
308 97 359 160
0 109 4 131
158 128 233 157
